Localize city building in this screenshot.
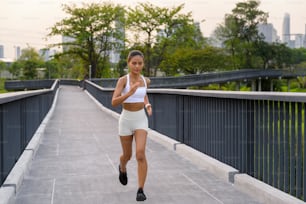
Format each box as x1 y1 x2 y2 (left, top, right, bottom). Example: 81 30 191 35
294 34 304 48
39 48 57 61
109 19 125 64
0 45 4 58
257 23 279 43
15 46 21 60
62 35 75 52
0 58 14 79
282 13 291 46
304 24 306 48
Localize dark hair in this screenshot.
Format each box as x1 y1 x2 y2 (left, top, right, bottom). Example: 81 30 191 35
127 50 144 62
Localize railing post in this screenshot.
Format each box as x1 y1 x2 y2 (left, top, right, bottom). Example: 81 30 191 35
251 80 256 91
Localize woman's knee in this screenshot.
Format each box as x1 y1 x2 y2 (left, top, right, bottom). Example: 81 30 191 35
122 152 132 161
136 151 146 162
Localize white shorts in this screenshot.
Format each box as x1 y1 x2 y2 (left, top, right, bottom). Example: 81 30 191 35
119 109 148 136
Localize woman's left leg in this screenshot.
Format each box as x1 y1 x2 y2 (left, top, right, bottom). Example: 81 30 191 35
134 129 148 189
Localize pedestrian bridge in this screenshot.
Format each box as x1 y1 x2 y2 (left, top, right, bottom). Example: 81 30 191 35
0 79 305 204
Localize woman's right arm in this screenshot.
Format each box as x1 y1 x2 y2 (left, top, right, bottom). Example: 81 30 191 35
112 76 141 107
111 77 127 107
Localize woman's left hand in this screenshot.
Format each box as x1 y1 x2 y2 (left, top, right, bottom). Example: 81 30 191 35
145 104 152 116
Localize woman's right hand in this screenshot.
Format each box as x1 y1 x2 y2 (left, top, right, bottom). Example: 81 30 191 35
129 82 140 95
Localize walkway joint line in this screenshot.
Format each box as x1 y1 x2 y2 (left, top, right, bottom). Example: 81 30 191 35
181 173 224 204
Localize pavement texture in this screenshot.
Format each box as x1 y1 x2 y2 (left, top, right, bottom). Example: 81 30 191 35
8 85 262 204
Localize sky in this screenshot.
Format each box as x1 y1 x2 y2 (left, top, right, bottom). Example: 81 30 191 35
0 0 306 59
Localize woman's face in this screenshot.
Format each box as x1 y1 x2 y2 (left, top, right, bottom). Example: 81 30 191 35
128 55 144 75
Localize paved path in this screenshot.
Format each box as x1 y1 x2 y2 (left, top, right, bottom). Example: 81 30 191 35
9 86 261 204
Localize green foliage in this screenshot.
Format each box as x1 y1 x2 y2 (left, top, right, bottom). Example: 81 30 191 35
240 86 251 91
0 78 8 93
53 54 84 79
296 61 306 68
214 0 268 69
98 58 112 78
290 80 300 90
12 46 45 80
127 3 204 76
0 61 6 71
254 41 293 69
297 77 306 88
44 59 61 79
126 2 165 76
290 87 306 92
291 48 306 66
9 61 22 78
213 1 306 71
41 0 306 79
221 82 236 90
48 2 125 78
23 60 39 79
271 43 292 68
160 47 231 75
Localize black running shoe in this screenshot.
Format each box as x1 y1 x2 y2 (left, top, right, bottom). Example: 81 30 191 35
136 188 147 201
119 165 127 185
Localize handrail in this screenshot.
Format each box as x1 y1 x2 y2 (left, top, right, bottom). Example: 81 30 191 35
91 68 306 88
0 80 59 186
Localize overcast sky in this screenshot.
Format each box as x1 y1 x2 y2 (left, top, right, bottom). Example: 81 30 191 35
1 0 305 59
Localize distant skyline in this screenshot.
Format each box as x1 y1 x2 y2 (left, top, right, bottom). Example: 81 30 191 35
0 0 306 59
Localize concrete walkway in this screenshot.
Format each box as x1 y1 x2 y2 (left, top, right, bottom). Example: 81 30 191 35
9 86 262 204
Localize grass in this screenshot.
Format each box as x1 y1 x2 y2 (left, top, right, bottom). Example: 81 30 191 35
0 78 8 93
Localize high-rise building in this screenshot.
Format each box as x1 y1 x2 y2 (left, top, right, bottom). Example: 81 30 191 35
62 36 75 52
109 19 125 64
15 46 21 60
295 34 304 48
0 45 4 58
258 23 279 43
39 48 57 61
282 13 290 45
304 24 306 48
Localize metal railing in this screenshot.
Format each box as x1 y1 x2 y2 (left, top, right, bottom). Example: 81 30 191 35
85 80 306 202
0 80 59 185
91 68 306 89
5 79 81 91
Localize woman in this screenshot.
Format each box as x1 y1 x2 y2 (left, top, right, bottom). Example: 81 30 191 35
111 50 152 201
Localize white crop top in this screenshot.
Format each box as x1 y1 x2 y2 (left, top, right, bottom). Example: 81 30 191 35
122 74 147 103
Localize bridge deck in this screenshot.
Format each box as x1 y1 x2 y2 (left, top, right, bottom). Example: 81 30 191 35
10 86 261 204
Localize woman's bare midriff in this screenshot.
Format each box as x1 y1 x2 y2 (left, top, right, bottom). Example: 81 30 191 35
122 102 144 111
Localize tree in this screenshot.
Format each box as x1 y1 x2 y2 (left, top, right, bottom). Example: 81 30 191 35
9 61 22 78
160 47 229 75
214 0 268 69
214 16 242 69
17 47 44 79
153 5 207 76
52 54 83 79
48 2 125 78
291 48 306 66
126 2 164 76
44 59 61 79
126 3 200 76
272 43 292 68
255 40 274 69
0 61 6 72
255 41 293 69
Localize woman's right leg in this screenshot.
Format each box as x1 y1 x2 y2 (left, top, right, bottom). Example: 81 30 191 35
119 135 133 172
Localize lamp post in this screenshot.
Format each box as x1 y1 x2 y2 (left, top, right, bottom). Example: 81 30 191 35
89 65 92 80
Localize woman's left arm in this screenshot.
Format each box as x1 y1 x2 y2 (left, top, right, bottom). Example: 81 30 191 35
144 77 152 116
